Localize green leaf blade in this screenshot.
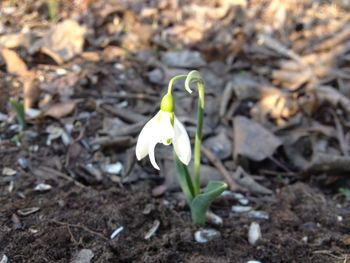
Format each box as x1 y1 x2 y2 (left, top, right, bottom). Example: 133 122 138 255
10 99 26 132
174 153 195 204
190 181 228 225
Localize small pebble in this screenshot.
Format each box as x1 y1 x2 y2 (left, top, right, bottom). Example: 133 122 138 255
56 68 67 75
17 207 40 216
17 158 29 169
29 228 39 234
110 226 124 240
233 193 249 205
206 211 223 226
118 101 128 108
221 190 233 197
142 204 155 215
0 254 8 263
248 222 261 245
0 112 8 122
29 145 39 152
102 162 123 174
8 181 14 193
61 132 71 146
2 167 16 176
232 205 252 213
145 220 160 240
152 185 167 197
34 183 52 192
71 249 94 263
114 63 125 70
9 124 19 132
337 215 343 222
238 198 249 205
246 210 269 220
247 261 261 263
46 126 64 145
25 108 41 119
194 229 221 243
302 236 308 243
72 64 82 72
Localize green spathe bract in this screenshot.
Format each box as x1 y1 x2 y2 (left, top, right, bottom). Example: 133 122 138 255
160 93 174 113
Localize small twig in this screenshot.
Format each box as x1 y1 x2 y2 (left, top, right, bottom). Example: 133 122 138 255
34 166 86 188
259 169 296 177
102 91 158 101
257 34 303 63
91 136 136 148
268 156 292 172
312 250 346 261
219 82 234 117
51 220 108 241
106 120 146 137
330 110 349 156
66 224 79 244
100 104 146 123
201 145 239 191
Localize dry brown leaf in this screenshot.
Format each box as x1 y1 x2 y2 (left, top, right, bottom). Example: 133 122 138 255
233 166 273 195
30 20 86 64
251 91 299 123
317 85 350 114
311 27 350 53
44 101 77 119
0 48 39 109
161 50 206 68
0 32 34 49
102 46 127 61
80 51 100 62
257 34 302 63
307 153 350 174
1 48 30 77
23 78 40 110
234 116 282 161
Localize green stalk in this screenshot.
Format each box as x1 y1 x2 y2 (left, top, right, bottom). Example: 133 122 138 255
47 0 58 22
167 75 188 94
193 81 204 196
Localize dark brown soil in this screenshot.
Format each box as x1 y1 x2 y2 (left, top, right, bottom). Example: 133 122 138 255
1 170 349 262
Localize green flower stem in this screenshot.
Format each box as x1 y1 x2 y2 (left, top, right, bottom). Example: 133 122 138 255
167 75 188 95
193 80 204 196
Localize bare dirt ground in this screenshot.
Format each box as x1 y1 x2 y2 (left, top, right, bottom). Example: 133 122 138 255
1 0 350 262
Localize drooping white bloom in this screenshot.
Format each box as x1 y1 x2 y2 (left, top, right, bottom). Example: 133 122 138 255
136 110 191 170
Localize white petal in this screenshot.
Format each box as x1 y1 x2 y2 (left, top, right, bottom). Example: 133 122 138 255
173 117 191 165
136 115 159 160
158 112 175 145
148 140 160 170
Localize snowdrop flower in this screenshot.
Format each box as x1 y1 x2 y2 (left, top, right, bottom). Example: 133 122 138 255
136 94 191 170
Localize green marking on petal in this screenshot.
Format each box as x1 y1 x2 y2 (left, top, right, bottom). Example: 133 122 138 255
164 138 172 145
170 112 174 126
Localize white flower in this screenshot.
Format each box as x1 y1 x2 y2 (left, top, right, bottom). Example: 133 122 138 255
136 110 191 170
